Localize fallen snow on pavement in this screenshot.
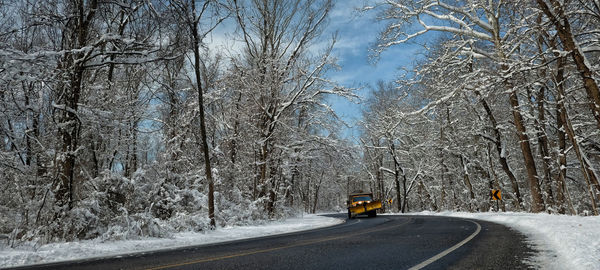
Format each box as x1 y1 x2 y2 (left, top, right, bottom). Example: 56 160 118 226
0 214 343 268
410 211 600 270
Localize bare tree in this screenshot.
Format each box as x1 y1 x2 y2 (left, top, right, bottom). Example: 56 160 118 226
230 0 355 215
365 0 547 212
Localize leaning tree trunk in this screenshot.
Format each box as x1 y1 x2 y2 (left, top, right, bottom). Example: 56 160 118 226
507 89 546 212
475 91 523 210
555 55 599 215
191 2 215 227
536 0 600 129
486 10 546 212
491 18 545 211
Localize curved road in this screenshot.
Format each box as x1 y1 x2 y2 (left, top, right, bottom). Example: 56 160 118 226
12 214 535 270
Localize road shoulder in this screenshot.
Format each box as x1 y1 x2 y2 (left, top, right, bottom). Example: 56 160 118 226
1 214 343 268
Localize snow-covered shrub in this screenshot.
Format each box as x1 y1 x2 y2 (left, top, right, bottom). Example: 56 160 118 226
130 168 186 220
56 205 101 241
169 212 211 232
215 187 261 227
39 172 136 241
0 169 19 235
101 211 173 241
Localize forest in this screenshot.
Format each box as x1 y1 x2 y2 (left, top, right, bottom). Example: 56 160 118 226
0 0 598 247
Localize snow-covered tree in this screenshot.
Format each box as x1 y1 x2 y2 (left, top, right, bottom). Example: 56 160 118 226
362 0 599 215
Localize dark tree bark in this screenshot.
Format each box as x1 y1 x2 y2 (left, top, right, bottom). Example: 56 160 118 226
312 172 324 214
507 89 545 212
190 1 216 227
54 0 99 210
536 0 600 129
488 8 546 212
554 55 599 215
487 145 506 212
537 87 554 209
475 91 523 210
459 155 475 211
555 85 571 214
389 142 402 212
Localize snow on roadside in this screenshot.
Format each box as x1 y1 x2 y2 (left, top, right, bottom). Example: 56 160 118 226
409 211 600 270
0 214 343 268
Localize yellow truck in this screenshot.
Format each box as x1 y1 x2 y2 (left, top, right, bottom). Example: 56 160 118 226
347 192 382 218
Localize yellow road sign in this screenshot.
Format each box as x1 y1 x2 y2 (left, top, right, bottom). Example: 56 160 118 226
491 189 501 200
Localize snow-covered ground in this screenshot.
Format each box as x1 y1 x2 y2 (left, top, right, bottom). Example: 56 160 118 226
0 214 343 268
407 211 600 270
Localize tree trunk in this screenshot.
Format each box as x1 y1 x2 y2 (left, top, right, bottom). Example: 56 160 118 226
490 12 545 212
507 89 545 212
440 126 447 211
401 169 409 213
377 150 385 212
390 142 403 212
555 56 599 215
535 86 554 210
130 120 138 176
536 0 600 129
422 179 437 211
24 83 33 167
555 98 572 215
312 172 324 214
475 92 523 210
54 0 98 210
533 16 556 212
460 155 475 211
487 144 506 211
191 1 215 227
394 163 402 213
557 96 599 215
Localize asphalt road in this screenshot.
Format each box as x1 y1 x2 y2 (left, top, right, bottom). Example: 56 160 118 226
10 214 535 270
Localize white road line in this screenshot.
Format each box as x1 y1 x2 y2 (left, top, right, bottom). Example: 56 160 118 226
408 220 482 270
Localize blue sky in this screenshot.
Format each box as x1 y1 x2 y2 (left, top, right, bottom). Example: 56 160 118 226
323 2 421 140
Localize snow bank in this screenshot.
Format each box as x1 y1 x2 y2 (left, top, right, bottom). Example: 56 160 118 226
0 214 343 268
410 211 600 270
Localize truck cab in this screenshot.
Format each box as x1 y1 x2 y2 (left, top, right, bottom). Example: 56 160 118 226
347 192 382 218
